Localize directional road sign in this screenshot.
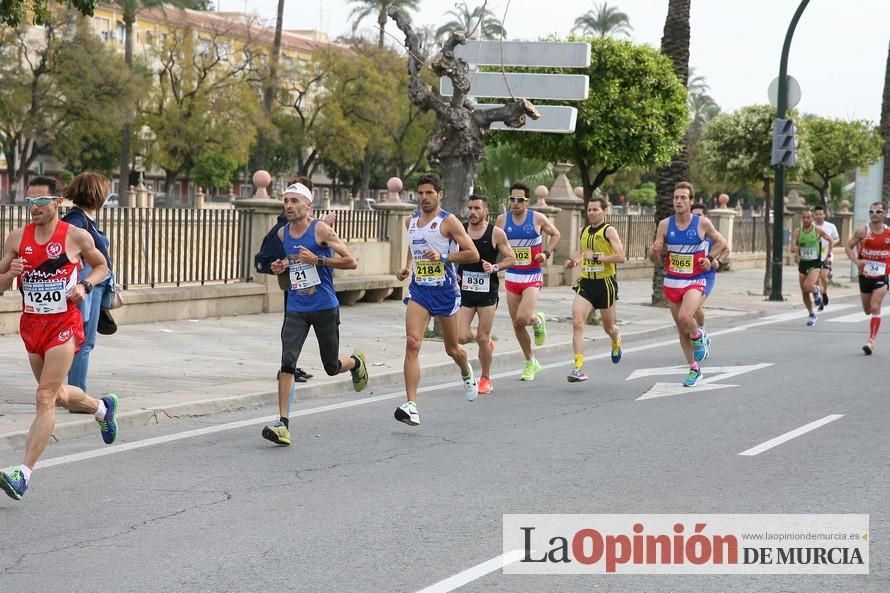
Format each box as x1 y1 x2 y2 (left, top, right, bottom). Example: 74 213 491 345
454 40 591 68
440 73 589 101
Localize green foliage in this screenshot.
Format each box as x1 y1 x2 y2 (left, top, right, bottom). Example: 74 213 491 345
474 143 552 213
191 150 238 189
800 116 883 202
626 181 656 206
0 0 96 26
499 37 688 200
573 2 632 38
436 2 506 42
698 104 811 197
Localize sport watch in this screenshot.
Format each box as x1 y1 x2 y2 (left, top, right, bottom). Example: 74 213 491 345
78 280 93 294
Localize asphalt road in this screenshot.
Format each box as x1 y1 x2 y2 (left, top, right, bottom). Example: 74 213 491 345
1 301 887 593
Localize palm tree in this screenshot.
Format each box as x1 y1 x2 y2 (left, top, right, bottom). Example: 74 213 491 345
688 92 720 139
349 0 419 49
573 2 632 38
881 40 890 202
436 2 506 42
651 0 690 305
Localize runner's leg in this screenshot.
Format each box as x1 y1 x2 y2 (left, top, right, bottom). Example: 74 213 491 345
404 300 432 403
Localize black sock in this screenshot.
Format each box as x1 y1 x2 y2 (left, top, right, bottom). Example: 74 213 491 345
351 355 362 371
279 416 289 428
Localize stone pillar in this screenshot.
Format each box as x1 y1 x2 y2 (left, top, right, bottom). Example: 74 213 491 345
386 177 403 202
227 186 236 204
709 207 736 270
835 200 854 247
374 201 416 300
544 163 585 287
126 185 136 209
135 175 149 208
321 188 331 210
194 187 206 209
234 193 285 313
252 170 271 199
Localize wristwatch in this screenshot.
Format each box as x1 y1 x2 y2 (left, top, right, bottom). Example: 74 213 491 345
78 280 93 294
317 257 326 267
492 263 499 272
543 250 552 259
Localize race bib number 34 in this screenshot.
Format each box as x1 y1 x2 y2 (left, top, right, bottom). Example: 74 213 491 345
863 260 887 277
461 270 490 293
22 280 66 314
668 253 694 275
414 259 445 286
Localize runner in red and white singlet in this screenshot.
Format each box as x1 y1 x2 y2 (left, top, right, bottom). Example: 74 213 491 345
845 201 890 355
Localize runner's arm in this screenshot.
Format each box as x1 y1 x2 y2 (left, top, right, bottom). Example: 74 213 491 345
536 212 561 261
396 217 412 281
491 226 515 270
844 227 866 265
601 226 626 264
0 229 23 292
701 218 729 264
69 228 109 304
439 215 479 266
650 219 668 263
314 222 357 270
790 228 800 254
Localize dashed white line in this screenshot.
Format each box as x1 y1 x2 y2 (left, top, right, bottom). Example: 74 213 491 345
414 550 524 593
738 414 845 456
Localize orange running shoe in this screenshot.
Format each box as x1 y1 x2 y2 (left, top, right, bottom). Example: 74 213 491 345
477 377 493 394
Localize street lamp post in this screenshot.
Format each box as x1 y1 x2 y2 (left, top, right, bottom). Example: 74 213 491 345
770 0 811 301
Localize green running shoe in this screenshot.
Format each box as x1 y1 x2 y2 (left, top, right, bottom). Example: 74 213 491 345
533 312 547 347
0 468 27 500
351 350 369 392
520 359 543 381
261 422 291 445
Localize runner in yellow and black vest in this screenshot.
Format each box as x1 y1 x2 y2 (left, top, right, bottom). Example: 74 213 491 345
791 207 834 327
564 197 626 382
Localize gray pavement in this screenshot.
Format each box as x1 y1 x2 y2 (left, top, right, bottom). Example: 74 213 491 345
0 291 885 593
0 263 862 451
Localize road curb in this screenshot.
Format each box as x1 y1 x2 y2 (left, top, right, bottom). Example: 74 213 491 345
0 308 774 452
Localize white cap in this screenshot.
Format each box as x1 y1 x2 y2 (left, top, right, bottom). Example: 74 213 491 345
284 183 313 203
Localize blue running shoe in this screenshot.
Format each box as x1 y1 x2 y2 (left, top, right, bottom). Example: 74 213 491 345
97 394 119 445
691 334 707 362
806 314 816 327
0 468 27 500
682 367 703 387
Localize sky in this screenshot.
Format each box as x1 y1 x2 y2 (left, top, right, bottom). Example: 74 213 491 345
215 0 889 123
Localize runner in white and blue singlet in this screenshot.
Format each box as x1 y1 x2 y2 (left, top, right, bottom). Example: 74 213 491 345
394 173 480 427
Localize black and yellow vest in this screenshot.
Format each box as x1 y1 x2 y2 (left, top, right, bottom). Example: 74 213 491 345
578 223 616 280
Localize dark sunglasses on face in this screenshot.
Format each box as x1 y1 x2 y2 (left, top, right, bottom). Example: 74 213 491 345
509 197 528 203
869 209 884 214
25 196 55 207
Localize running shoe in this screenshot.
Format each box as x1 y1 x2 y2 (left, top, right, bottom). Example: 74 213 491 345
567 368 588 383
682 367 703 387
806 314 816 327
261 422 291 445
394 401 420 426
350 350 369 392
610 339 622 364
97 394 119 445
702 329 711 361
691 334 707 362
463 367 478 402
813 287 822 309
823 294 829 306
533 312 547 347
477 377 493 395
520 359 543 381
0 468 27 500
863 341 874 356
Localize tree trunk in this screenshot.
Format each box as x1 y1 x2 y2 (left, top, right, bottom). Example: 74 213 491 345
441 156 476 217
881 40 890 202
359 150 373 206
377 10 386 49
254 0 285 171
118 12 135 207
650 0 691 306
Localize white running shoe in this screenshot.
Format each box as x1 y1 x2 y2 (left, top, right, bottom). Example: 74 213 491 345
463 367 478 402
394 401 420 426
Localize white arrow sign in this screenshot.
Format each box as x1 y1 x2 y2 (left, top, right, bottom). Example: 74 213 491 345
440 73 590 101
627 364 773 400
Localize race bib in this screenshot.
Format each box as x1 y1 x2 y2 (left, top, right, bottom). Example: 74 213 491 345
799 247 818 260
582 251 604 274
414 259 445 286
22 280 66 314
514 247 532 265
668 253 694 275
461 270 491 293
863 260 886 278
289 262 321 291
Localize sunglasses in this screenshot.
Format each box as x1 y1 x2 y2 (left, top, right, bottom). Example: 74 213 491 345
509 197 528 203
25 196 55 207
869 209 885 214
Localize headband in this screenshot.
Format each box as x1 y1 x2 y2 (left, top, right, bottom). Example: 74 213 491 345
284 183 313 203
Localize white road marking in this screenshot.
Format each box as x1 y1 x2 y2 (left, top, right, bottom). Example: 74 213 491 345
630 363 773 400
738 415 845 456
414 550 524 593
30 308 844 470
828 306 890 323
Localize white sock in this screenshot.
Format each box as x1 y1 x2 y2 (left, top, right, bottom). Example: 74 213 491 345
19 464 31 482
94 400 107 421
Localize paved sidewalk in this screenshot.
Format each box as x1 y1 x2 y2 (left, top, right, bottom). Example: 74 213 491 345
0 263 860 450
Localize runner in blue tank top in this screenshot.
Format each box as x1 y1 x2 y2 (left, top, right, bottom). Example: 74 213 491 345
690 202 730 349
393 173 480 427
261 181 369 446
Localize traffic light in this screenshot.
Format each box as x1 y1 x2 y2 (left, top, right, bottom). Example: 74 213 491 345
771 118 797 167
